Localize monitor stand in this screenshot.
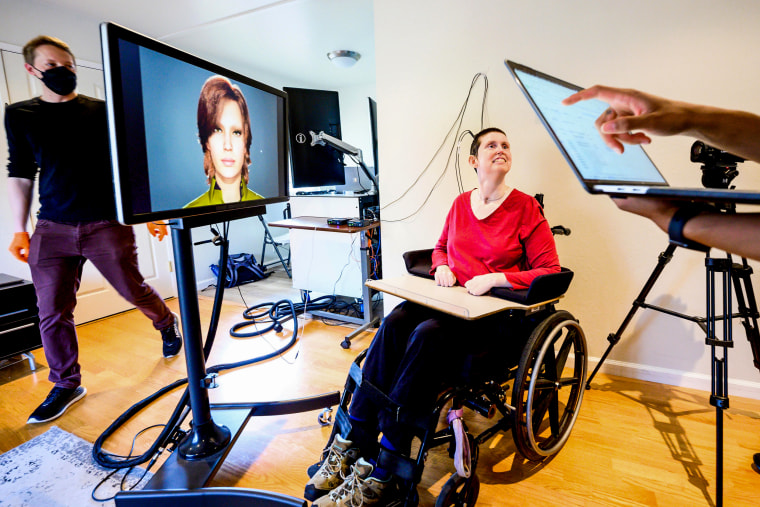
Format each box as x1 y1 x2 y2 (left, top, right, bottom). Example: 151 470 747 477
115 210 339 506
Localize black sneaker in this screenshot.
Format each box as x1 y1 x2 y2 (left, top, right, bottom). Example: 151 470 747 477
27 386 87 424
161 312 183 358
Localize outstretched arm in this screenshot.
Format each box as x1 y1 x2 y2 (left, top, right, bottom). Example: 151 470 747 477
562 85 760 163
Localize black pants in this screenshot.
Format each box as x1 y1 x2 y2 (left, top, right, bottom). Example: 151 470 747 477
349 301 522 453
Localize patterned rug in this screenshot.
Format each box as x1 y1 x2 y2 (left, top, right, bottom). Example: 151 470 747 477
0 426 152 507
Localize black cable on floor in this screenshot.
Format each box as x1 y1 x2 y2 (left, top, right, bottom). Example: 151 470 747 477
91 222 302 473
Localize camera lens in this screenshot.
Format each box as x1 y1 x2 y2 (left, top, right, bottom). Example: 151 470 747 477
691 141 707 163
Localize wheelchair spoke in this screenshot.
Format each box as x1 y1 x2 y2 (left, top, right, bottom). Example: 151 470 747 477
530 389 552 434
548 390 561 436
543 344 559 383
557 376 581 387
533 378 557 390
553 332 575 376
530 378 561 438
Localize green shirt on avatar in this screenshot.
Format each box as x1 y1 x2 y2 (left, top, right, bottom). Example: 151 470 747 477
184 177 263 208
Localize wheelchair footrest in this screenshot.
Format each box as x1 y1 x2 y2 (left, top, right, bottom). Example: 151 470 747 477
377 447 418 485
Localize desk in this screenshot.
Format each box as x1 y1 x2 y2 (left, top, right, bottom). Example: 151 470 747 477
269 216 381 347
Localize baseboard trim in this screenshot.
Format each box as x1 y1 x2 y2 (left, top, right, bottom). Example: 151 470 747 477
197 276 216 291
587 357 760 401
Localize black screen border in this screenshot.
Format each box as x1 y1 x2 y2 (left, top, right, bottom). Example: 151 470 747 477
101 22 289 225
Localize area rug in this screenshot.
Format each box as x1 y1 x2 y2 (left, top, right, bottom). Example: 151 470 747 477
0 426 152 507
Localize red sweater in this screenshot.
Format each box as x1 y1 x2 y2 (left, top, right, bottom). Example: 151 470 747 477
431 189 560 290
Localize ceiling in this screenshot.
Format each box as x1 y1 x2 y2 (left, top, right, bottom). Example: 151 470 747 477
37 0 375 89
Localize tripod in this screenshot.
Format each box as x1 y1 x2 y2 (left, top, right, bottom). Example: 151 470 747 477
586 142 760 505
585 238 760 506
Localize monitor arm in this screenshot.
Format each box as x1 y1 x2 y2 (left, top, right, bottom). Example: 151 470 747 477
310 130 378 192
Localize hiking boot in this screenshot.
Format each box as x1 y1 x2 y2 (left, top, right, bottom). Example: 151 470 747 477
27 386 87 424
312 457 402 507
305 434 360 501
161 312 183 358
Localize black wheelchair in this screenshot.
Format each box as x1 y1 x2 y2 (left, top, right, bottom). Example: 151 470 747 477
311 247 587 506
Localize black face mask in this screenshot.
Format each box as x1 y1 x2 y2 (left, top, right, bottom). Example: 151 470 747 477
34 66 77 96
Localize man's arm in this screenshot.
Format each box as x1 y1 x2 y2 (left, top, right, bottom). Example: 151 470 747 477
562 86 760 163
7 177 34 262
684 212 760 261
612 197 760 261
8 177 33 232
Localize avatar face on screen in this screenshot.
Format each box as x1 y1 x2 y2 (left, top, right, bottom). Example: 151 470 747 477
184 75 263 208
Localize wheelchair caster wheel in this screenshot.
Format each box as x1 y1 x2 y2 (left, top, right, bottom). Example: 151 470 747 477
317 408 333 426
435 472 479 507
340 339 351 349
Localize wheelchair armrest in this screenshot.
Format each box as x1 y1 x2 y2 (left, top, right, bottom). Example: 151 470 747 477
402 249 435 280
490 268 573 305
403 249 573 305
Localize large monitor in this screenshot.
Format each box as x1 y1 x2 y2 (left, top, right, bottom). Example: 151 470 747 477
100 22 289 225
283 87 345 189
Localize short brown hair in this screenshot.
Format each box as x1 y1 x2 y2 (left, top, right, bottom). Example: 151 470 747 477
23 35 75 66
197 76 253 184
470 127 506 156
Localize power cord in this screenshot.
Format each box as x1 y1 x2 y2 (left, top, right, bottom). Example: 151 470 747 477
91 221 303 477
91 424 165 502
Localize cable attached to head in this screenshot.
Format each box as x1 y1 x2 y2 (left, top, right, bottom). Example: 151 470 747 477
381 73 489 222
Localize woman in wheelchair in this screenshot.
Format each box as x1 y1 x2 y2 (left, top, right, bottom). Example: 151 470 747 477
306 128 561 506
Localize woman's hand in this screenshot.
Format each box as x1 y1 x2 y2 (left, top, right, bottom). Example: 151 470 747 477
464 273 506 296
434 265 456 287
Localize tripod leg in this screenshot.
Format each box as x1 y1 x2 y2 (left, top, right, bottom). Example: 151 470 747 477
705 256 734 507
586 243 678 388
730 259 760 372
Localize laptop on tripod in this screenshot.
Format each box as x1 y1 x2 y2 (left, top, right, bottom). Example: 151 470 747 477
505 60 760 204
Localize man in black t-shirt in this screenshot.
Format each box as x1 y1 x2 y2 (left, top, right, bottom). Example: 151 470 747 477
5 36 183 424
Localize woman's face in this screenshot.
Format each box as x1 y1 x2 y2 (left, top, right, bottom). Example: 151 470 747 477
471 131 512 179
207 99 247 184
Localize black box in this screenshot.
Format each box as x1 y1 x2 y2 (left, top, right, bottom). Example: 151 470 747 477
0 274 42 362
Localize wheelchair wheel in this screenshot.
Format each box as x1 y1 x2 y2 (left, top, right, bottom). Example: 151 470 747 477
511 310 587 461
435 473 480 507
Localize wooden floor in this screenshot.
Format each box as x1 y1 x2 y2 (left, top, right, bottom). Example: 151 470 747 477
1 270 760 506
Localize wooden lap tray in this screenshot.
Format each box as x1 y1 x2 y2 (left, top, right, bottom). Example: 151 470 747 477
366 275 561 320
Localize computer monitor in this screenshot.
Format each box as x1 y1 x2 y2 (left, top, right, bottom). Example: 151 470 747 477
368 96 378 177
284 87 345 189
100 22 289 225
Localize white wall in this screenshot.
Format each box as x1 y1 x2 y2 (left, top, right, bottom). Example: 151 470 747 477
374 0 760 398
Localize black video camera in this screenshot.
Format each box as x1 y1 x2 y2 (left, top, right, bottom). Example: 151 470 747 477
690 141 744 189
